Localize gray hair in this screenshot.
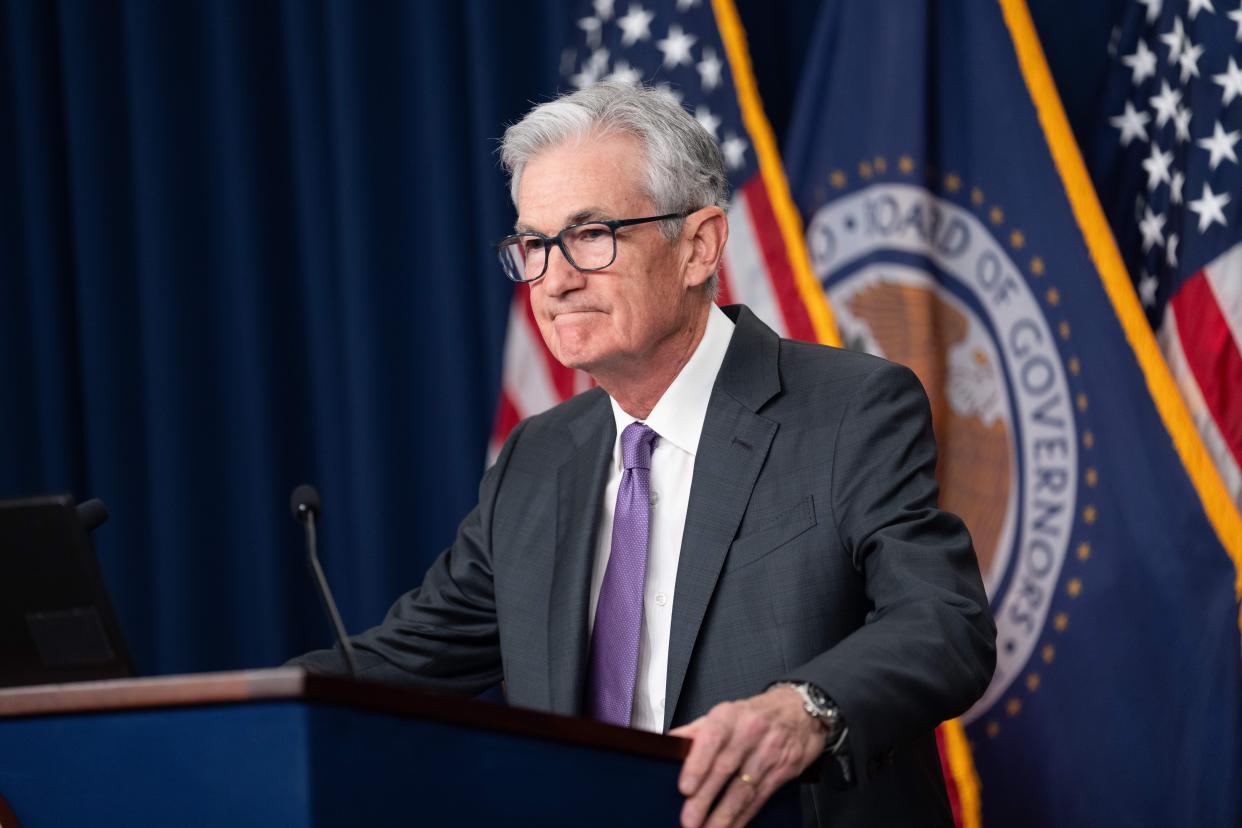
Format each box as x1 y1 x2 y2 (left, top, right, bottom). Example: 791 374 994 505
500 81 728 298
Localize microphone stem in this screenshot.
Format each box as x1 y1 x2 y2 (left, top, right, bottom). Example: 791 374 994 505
304 513 358 677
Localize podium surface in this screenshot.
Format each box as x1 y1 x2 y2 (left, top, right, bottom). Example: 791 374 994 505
0 668 706 827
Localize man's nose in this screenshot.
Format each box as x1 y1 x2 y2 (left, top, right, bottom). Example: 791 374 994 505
538 243 586 297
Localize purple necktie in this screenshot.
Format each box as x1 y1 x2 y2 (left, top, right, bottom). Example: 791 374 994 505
587 422 659 727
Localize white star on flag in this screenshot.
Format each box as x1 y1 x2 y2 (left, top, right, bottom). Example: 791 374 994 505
571 66 599 89
1173 105 1193 142
1188 0 1216 19
571 48 610 88
1166 232 1179 266
676 0 701 9
579 15 603 48
1139 270 1160 306
721 132 749 169
1138 0 1163 24
1143 144 1174 190
697 47 723 91
1196 120 1240 169
1213 56 1242 106
1111 100 1151 145
694 104 721 139
1139 205 1167 250
656 23 697 68
1171 169 1185 204
593 0 615 20
1230 5 1242 40
617 3 655 46
607 60 643 84
1122 39 1158 84
1150 80 1182 128
1188 182 1231 231
1160 17 1186 63
1178 41 1204 82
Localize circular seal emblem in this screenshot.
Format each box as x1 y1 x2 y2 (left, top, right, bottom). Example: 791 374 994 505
806 183 1079 722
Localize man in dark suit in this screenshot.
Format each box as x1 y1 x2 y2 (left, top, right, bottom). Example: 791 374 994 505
293 81 995 827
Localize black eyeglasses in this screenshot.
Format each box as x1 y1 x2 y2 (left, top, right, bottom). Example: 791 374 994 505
496 212 688 283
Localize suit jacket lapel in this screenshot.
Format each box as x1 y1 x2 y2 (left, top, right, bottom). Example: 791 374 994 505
664 306 782 730
547 392 615 716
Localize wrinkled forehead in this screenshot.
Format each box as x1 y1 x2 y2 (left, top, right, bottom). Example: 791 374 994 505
514 130 653 233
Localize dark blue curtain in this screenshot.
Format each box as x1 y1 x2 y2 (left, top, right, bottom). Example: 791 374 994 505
0 0 572 675
0 0 1118 677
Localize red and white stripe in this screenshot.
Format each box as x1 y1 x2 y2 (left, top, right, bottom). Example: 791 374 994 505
1157 240 1242 510
489 175 821 456
489 294 591 461
723 178 820 342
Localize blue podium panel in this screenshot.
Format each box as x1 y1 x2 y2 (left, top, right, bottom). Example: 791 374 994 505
0 675 690 828
306 704 685 825
0 703 313 827
0 671 802 827
0 702 687 827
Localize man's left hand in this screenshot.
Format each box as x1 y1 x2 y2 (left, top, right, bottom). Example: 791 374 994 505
668 685 826 828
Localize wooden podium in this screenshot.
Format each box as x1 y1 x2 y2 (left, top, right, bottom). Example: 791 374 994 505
0 668 800 826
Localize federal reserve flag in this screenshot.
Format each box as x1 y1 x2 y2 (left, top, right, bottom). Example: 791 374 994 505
783 1 1242 825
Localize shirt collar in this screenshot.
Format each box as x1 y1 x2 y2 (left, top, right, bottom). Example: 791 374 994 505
608 304 736 466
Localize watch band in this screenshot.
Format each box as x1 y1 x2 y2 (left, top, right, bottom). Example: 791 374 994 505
770 681 849 755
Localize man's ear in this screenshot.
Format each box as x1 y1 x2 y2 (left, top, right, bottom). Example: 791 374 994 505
681 206 728 289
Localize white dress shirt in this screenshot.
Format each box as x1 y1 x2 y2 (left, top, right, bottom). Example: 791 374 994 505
587 304 736 732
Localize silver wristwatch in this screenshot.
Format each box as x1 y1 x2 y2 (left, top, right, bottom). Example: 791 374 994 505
772 681 848 754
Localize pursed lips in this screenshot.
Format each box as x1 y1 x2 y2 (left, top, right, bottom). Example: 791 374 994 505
552 308 604 320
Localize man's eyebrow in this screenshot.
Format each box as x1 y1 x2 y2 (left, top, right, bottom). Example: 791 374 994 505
566 207 613 224
513 207 614 234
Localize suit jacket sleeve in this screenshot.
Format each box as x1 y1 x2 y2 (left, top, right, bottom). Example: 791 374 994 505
286 421 526 694
784 361 996 783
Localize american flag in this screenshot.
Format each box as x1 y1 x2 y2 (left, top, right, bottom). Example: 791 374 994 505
489 0 834 459
1095 0 1242 511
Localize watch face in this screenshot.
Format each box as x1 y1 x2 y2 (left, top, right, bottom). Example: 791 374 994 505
805 684 829 709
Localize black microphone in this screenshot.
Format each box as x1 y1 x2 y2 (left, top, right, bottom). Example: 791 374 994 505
76 498 109 532
289 484 358 677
